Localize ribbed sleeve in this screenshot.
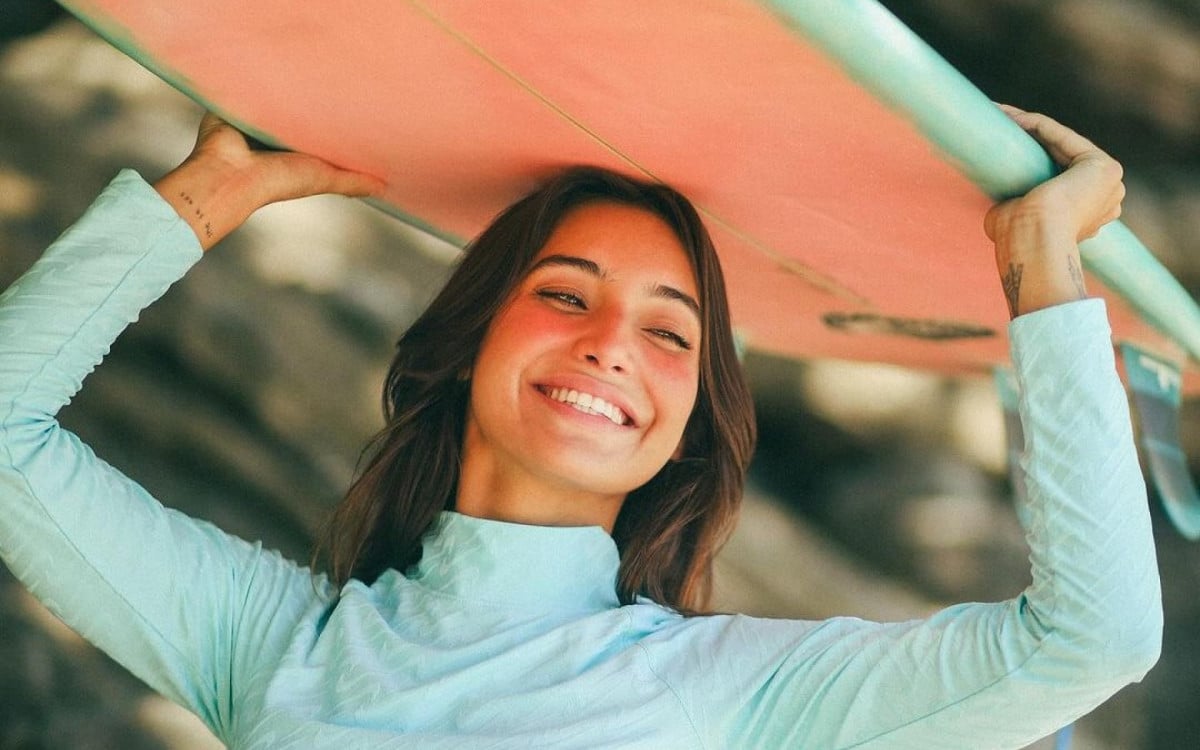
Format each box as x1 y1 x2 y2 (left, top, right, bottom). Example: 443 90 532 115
653 299 1162 749
0 171 317 741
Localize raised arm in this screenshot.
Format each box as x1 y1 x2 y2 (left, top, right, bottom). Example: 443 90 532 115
0 115 381 737
651 110 1162 748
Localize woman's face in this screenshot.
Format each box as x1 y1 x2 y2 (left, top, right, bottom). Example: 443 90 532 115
458 201 702 530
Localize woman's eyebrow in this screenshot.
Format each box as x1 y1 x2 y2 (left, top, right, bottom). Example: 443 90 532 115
653 284 701 322
530 254 701 322
529 254 602 277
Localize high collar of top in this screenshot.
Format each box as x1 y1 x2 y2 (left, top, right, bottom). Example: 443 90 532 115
408 511 622 613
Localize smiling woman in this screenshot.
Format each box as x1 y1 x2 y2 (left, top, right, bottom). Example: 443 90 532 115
461 206 705 524
0 110 1162 749
321 167 755 612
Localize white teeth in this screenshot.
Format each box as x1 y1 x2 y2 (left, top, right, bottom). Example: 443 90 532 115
544 387 628 426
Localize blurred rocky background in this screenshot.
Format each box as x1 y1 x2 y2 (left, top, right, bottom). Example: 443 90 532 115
0 1 1197 748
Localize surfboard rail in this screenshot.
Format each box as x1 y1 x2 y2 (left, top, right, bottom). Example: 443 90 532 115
766 0 1200 366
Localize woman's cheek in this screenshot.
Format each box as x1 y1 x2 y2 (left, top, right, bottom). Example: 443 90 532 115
495 302 569 344
646 348 700 405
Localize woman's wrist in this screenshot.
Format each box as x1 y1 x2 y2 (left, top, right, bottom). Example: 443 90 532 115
990 208 1089 319
153 155 261 252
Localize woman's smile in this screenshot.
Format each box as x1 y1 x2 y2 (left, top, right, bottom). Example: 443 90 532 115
456 200 701 529
536 384 633 427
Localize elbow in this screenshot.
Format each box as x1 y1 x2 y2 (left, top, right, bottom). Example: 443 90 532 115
1070 602 1163 687
1026 588 1163 690
1110 610 1163 683
1106 577 1165 682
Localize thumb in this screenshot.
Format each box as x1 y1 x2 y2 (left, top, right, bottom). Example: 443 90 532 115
263 151 387 202
330 168 388 199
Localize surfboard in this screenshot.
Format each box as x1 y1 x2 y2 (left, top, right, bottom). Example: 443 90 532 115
51 0 1200 396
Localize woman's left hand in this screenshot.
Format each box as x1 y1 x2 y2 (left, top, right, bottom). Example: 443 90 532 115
984 105 1126 318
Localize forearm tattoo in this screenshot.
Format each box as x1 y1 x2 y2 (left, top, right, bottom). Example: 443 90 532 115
1002 262 1024 318
178 191 213 239
1067 255 1087 298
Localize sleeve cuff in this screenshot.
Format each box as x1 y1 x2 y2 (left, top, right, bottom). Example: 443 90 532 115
105 168 204 264
1008 298 1115 386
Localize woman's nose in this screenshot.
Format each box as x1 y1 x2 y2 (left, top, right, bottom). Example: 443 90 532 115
573 311 632 374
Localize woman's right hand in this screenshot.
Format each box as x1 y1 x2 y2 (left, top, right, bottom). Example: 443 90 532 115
154 112 385 251
983 106 1124 318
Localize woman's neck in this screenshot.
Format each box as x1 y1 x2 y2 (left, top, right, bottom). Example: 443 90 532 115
454 449 625 532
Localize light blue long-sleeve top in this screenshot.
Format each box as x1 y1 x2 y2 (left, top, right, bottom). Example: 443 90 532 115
0 171 1162 749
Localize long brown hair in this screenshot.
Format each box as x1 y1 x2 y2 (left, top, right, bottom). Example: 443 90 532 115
316 166 756 612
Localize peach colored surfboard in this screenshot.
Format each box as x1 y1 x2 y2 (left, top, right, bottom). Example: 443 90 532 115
54 0 1200 393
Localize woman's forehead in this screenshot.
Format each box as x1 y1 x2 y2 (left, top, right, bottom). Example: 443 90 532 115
534 202 699 292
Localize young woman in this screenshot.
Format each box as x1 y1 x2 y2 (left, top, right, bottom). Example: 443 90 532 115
0 106 1160 748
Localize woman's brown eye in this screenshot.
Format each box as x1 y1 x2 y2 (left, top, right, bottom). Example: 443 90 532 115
536 289 586 309
650 328 692 351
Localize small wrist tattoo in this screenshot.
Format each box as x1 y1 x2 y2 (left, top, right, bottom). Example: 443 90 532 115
1002 262 1024 318
179 192 213 239
1068 255 1087 297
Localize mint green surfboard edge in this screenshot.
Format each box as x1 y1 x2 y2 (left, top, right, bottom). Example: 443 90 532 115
55 1 469 250
766 0 1200 366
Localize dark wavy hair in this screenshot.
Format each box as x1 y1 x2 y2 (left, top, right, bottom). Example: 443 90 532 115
316 166 756 612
